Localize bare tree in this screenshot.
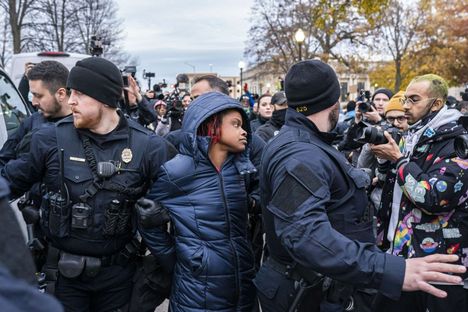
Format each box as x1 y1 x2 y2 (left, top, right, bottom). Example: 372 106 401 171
245 0 386 73
0 11 11 66
29 0 81 52
377 0 424 92
72 0 130 65
0 0 35 53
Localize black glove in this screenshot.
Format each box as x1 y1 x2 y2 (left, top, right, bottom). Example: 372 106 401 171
135 198 170 229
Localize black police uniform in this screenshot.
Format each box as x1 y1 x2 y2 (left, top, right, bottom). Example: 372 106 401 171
254 108 405 312
1 112 175 311
0 112 58 166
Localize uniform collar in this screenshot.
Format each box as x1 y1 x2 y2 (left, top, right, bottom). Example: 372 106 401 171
285 108 337 144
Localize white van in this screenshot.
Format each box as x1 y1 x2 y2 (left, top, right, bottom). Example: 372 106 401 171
7 51 89 86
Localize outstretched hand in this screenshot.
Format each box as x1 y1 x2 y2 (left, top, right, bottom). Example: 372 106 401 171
403 254 466 298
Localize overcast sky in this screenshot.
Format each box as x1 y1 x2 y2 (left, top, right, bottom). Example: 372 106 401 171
115 0 254 87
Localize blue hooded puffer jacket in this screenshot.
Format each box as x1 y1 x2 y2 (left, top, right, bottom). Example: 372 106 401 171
143 92 257 312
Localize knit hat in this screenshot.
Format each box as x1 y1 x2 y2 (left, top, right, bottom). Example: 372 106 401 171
271 91 287 105
67 57 123 108
346 100 356 112
154 100 167 110
372 88 393 101
284 60 340 115
384 91 405 115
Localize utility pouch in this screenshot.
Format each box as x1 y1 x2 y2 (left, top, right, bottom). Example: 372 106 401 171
324 279 355 309
48 192 70 237
71 202 92 229
58 252 85 279
116 200 132 235
84 256 101 277
103 199 121 236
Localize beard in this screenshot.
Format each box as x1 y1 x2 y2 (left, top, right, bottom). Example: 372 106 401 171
42 99 63 119
72 106 103 129
328 104 340 131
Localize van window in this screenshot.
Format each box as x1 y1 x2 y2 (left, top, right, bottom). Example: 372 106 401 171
0 72 28 137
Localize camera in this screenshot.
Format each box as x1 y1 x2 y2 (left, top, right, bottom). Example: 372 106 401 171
355 122 402 145
123 66 137 78
460 88 468 102
455 116 468 158
90 35 103 57
357 90 373 113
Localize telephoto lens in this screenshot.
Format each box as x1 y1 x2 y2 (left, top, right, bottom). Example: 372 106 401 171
455 116 468 158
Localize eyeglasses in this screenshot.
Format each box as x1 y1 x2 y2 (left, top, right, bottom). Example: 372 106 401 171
386 116 407 123
399 97 438 106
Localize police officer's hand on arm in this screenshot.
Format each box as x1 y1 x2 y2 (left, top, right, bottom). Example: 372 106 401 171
403 254 465 298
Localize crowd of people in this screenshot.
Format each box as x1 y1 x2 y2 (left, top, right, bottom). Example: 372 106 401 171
0 57 467 312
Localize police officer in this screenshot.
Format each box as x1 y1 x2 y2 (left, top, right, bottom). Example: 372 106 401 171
254 60 466 312
0 60 72 166
1 57 176 311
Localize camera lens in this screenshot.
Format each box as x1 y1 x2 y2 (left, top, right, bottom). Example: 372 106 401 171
455 134 468 159
356 127 388 145
358 102 371 113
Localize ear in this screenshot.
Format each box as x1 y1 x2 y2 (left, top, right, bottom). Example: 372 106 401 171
431 98 444 112
55 87 67 102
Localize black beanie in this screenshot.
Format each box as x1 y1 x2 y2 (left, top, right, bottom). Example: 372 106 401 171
284 60 340 115
67 57 123 108
372 88 393 101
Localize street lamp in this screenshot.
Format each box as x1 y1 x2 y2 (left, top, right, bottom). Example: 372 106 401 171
294 28 305 61
238 60 245 97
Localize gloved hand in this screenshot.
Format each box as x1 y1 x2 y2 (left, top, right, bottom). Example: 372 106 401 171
135 198 170 229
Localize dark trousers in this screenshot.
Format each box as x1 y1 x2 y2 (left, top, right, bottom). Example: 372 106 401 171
55 262 136 312
373 285 468 312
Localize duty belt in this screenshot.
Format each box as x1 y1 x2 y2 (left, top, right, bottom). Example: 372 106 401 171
265 257 304 282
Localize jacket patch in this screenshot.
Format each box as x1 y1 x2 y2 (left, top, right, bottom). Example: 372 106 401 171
404 175 426 203
447 243 460 254
439 167 447 175
436 181 448 192
454 181 464 192
420 237 438 253
423 128 435 138
453 158 468 170
443 228 461 239
462 248 468 266
458 190 468 205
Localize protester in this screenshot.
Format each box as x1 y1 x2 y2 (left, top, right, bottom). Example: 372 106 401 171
371 74 468 311
250 93 272 132
140 92 257 311
153 100 171 137
255 91 287 142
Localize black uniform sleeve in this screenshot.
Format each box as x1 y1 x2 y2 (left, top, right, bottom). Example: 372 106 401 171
0 115 34 167
0 127 54 199
137 97 157 126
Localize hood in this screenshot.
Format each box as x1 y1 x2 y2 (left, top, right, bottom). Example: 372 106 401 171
179 91 255 174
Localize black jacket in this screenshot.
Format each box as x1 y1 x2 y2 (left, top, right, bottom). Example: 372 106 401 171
255 108 405 303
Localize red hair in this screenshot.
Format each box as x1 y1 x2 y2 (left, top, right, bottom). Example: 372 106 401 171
197 113 223 144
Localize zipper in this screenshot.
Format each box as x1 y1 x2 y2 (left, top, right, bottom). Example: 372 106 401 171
217 171 240 304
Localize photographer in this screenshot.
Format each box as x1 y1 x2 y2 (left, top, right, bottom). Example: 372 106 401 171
338 88 393 163
120 74 156 127
356 92 409 249
371 74 467 312
153 100 171 137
